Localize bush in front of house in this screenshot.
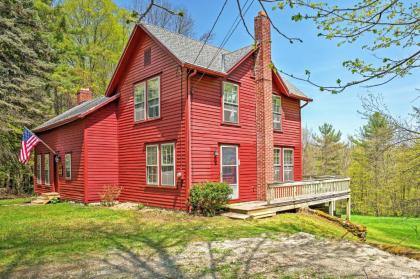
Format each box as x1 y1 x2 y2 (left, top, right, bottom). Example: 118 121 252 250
100 185 122 206
189 182 232 216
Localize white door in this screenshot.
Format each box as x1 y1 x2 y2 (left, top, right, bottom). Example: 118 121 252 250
220 145 239 199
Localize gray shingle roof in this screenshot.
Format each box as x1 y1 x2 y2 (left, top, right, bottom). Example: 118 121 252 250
283 78 308 99
142 23 252 73
34 96 111 132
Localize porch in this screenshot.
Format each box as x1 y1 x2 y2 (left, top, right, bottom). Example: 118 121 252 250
225 177 351 219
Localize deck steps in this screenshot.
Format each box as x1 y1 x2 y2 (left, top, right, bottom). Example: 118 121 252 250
221 212 251 220
31 192 60 205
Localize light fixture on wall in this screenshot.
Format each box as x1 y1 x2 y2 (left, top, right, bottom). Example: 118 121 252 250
213 150 219 158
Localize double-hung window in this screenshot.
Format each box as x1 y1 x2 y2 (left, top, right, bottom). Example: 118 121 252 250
146 143 175 186
223 82 239 124
36 154 42 184
273 148 282 182
221 145 239 199
44 154 50 185
283 148 294 181
65 153 72 180
273 95 281 130
134 76 160 122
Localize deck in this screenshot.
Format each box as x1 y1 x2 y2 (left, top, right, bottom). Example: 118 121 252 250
225 177 351 219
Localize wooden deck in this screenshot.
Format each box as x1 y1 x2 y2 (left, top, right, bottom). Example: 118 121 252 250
225 177 351 219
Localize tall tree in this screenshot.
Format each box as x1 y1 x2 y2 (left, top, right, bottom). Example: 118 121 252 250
302 127 317 177
0 0 52 192
313 123 343 175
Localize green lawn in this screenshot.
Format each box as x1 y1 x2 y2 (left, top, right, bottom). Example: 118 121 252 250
0 199 418 275
351 215 420 250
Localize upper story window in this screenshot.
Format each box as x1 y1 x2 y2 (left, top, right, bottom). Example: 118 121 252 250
273 148 281 182
283 148 294 182
144 47 151 66
272 95 281 130
44 154 50 185
65 153 72 180
134 76 160 122
223 82 239 124
36 154 42 184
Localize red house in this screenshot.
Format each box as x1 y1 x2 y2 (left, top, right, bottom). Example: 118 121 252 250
33 12 316 210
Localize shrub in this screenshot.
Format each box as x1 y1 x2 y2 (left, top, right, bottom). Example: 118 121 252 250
100 185 122 207
189 182 232 216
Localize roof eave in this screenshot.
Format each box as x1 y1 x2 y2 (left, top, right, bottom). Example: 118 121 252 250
226 47 257 75
183 63 226 77
272 69 313 102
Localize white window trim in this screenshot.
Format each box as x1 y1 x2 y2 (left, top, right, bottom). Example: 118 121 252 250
273 94 282 130
283 148 294 182
65 153 72 180
44 154 50 185
220 145 239 199
146 145 159 185
274 147 282 182
160 143 175 186
134 82 146 122
147 76 160 119
36 154 42 184
222 81 239 124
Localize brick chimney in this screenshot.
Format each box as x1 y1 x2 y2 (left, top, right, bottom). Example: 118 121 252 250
77 88 93 105
254 11 274 200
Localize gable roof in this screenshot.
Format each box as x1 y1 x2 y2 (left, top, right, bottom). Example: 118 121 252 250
34 95 119 133
105 23 310 101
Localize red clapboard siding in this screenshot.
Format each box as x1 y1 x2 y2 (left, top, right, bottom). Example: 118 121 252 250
190 55 258 203
85 102 119 202
115 28 188 209
273 81 303 181
34 120 85 202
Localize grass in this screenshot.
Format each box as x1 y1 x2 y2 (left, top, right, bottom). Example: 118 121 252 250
0 197 32 206
0 200 353 274
351 215 420 250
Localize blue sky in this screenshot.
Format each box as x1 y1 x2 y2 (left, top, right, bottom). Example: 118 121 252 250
116 0 419 138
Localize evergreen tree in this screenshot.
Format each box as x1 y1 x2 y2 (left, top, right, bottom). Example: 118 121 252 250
313 123 343 175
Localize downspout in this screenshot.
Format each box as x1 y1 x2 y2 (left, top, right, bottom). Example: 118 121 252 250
186 69 197 203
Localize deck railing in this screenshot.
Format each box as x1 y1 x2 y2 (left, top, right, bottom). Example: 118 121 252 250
267 177 350 204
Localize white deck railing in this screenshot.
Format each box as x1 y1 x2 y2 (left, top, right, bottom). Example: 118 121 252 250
267 177 350 204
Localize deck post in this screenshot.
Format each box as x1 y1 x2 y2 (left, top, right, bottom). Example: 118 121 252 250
346 197 351 220
328 200 335 216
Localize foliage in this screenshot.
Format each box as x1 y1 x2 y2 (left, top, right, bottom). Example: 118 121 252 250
0 201 358 271
100 185 122 206
189 182 232 216
313 123 344 175
268 0 419 92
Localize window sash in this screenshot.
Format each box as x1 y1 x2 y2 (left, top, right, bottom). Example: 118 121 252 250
147 77 160 119
65 153 72 180
223 82 239 123
273 95 281 130
161 143 175 186
220 145 239 199
274 148 282 182
36 155 42 184
134 82 146 121
146 145 159 185
283 149 294 182
44 154 50 185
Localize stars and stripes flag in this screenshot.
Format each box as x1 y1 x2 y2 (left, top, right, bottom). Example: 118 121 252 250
19 128 40 164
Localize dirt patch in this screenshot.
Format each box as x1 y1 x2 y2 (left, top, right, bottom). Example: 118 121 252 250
6 233 420 278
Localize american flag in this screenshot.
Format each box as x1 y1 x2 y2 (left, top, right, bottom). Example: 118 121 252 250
19 128 40 164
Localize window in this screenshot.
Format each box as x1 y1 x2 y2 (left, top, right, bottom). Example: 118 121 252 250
283 149 294 181
147 77 160 119
146 145 159 185
221 145 239 199
161 143 175 186
65 153 72 180
273 95 281 130
274 148 281 182
134 82 146 121
144 47 151 65
44 154 50 185
223 82 239 123
134 76 160 122
36 154 42 184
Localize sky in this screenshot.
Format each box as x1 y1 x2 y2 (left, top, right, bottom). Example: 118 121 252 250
116 0 419 138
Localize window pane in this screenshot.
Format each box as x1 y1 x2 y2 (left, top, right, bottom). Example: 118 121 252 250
222 147 237 165
44 154 50 185
134 83 145 121
161 166 174 185
37 155 42 184
274 166 281 182
146 146 158 165
284 167 294 181
274 148 281 165
222 166 237 184
272 95 281 113
65 154 71 179
161 144 174 165
147 166 158 184
223 105 238 123
284 149 293 165
147 77 160 118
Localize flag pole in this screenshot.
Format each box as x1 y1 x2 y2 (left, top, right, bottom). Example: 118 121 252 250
24 127 57 155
